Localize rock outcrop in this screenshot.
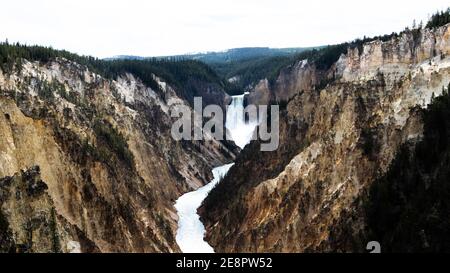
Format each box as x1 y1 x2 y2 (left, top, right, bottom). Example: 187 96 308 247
0 58 237 252
0 166 98 253
201 24 450 252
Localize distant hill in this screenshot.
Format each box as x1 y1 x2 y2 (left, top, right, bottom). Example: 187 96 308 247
165 47 313 63
107 47 313 63
179 47 321 93
103 55 145 61
105 47 321 94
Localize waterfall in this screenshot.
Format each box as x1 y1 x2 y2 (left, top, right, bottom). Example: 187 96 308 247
226 94 246 130
225 93 258 148
175 93 256 253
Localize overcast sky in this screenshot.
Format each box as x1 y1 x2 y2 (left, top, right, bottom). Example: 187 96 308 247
1 0 448 58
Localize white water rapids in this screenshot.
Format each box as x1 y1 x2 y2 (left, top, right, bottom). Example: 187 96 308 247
174 93 257 253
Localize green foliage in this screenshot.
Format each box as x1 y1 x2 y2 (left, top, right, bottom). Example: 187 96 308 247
220 36 394 92
289 33 397 71
155 213 174 242
216 55 296 92
36 80 55 101
206 46 344 92
31 78 81 105
426 8 450 29
220 9 449 92
295 44 348 70
49 208 61 253
0 41 101 74
200 47 317 92
123 47 319 93
166 47 311 64
51 81 80 105
93 120 134 168
108 58 229 102
366 84 450 252
360 128 379 158
0 210 13 252
1 8 448 99
0 41 229 102
0 211 8 233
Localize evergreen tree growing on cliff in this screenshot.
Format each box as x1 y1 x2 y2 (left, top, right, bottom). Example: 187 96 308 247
426 8 450 29
366 85 450 252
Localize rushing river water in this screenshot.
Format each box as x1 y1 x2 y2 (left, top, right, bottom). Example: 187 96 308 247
174 93 257 253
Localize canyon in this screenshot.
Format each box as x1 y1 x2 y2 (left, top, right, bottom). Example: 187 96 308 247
200 23 450 252
175 93 257 253
0 58 238 252
0 20 449 253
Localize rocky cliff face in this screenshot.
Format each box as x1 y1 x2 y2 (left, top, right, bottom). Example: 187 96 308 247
201 24 450 252
0 58 237 252
0 166 98 253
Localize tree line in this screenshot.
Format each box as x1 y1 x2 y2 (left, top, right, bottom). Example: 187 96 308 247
0 41 231 100
426 8 450 29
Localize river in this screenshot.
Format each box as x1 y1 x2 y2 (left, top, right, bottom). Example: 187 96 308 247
174 93 256 253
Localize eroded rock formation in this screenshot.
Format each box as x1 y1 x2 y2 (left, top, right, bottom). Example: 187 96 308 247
0 59 237 252
201 24 450 252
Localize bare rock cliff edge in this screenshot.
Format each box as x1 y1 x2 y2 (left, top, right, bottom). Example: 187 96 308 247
200 24 450 252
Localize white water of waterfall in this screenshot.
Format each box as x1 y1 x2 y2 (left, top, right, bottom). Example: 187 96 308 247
174 94 257 253
225 93 258 148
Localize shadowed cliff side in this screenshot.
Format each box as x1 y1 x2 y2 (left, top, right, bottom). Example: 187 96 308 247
0 56 238 252
364 87 450 252
0 166 99 253
200 23 450 252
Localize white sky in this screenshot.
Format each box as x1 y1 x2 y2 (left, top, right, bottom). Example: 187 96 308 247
0 0 448 58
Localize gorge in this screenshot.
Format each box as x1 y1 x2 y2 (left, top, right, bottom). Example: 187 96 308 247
200 22 450 252
0 10 450 253
175 93 257 252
